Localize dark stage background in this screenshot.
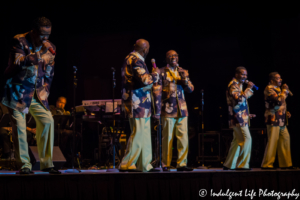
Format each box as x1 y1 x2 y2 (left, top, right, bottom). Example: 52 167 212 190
1 3 299 166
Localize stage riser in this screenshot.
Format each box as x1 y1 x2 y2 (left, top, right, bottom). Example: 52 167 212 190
0 170 299 200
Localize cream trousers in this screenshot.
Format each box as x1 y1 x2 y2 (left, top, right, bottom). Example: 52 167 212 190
162 117 188 168
224 125 252 169
119 117 153 172
261 125 292 168
8 96 54 170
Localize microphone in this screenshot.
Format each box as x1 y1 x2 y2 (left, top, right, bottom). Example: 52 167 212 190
151 58 157 68
284 86 293 96
111 67 116 72
245 80 259 90
43 40 56 55
287 89 293 96
73 66 77 72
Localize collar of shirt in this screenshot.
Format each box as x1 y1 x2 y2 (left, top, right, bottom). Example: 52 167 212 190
232 78 240 84
270 84 281 92
131 51 145 62
232 78 244 91
167 64 180 80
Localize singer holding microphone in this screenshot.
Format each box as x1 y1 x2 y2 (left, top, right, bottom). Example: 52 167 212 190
152 50 194 171
223 66 255 170
261 72 293 169
0 17 60 174
119 39 160 172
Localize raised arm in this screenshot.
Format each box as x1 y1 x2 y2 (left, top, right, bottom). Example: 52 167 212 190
177 67 194 93
265 85 288 106
131 57 159 86
229 82 253 104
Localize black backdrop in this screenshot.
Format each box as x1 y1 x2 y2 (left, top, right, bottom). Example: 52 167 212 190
1 3 299 166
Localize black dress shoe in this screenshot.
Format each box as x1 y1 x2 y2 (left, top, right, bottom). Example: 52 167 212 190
177 166 193 171
148 168 161 172
223 166 232 170
281 166 297 170
42 167 61 174
162 167 170 172
261 167 276 170
235 168 252 170
19 168 31 174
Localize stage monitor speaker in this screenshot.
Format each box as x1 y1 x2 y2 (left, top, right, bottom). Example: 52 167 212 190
29 146 66 170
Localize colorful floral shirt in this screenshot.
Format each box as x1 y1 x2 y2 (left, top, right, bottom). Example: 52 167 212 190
226 78 253 127
1 32 55 114
153 65 194 118
264 85 288 126
121 52 159 118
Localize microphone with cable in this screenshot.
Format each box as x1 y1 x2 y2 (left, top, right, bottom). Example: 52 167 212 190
43 40 56 55
245 80 259 90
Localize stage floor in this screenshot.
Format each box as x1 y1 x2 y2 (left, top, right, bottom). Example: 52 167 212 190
1 168 300 200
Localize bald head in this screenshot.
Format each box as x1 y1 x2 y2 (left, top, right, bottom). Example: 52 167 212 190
166 50 177 58
134 39 150 58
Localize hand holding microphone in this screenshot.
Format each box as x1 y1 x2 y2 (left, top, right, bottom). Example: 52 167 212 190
151 58 160 74
41 40 56 55
282 84 293 96
176 64 189 78
245 80 259 90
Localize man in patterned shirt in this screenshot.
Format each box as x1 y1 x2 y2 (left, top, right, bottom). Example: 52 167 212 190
223 66 254 170
0 17 60 174
152 50 194 171
261 72 293 169
119 39 160 172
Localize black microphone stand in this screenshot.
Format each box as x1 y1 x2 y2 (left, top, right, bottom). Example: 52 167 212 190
107 67 119 172
197 89 208 169
154 117 162 171
65 66 81 173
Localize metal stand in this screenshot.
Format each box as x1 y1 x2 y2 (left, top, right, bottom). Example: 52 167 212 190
65 66 81 173
197 89 208 169
154 117 162 171
107 67 119 172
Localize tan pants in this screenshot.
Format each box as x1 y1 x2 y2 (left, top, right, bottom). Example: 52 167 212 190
224 125 252 169
8 96 54 170
119 117 153 172
162 117 188 168
261 125 292 168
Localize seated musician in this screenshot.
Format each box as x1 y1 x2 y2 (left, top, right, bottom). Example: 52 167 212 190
50 97 80 167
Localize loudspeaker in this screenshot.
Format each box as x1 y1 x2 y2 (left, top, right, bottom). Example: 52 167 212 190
29 146 66 170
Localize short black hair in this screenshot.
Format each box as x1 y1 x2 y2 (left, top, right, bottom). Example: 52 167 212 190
269 72 279 81
235 66 247 74
32 17 52 30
